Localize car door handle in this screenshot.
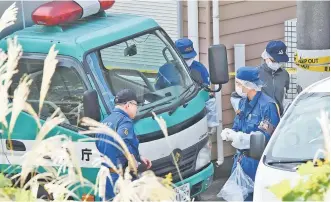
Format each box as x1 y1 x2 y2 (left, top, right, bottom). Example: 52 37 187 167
6 140 26 151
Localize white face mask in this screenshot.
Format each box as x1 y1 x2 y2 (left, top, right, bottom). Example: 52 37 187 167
266 60 280 71
185 58 194 67
235 85 247 98
266 60 285 71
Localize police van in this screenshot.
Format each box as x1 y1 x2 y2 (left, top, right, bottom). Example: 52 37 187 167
0 0 229 200
252 77 330 201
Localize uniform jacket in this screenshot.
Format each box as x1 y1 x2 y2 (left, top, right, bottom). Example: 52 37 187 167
155 60 210 90
96 108 141 167
231 91 280 182
258 63 290 115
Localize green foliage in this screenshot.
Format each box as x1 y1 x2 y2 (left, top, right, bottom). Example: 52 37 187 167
268 179 291 199
1 187 35 201
0 173 35 201
0 173 12 188
268 159 330 201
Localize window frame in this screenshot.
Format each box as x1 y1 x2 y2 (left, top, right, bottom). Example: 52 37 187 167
82 27 200 117
97 30 189 89
15 53 93 131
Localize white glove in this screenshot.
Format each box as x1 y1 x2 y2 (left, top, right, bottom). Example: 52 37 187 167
231 131 264 150
220 128 231 141
220 128 238 141
231 131 251 150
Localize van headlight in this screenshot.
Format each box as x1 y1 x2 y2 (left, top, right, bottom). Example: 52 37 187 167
195 138 212 171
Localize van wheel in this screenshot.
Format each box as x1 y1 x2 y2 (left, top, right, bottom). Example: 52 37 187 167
37 185 52 200
7 173 53 200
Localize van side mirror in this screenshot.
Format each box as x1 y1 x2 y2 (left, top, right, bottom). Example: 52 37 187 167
248 132 266 160
83 90 101 122
208 44 229 86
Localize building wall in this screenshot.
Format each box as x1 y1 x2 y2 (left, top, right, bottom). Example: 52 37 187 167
182 0 297 158
0 1 44 39
110 0 179 39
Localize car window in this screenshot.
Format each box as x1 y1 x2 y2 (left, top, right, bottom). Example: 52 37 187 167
266 92 330 161
93 29 193 114
10 58 86 127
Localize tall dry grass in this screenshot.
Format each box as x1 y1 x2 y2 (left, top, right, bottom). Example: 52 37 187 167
0 3 179 202
0 2 17 33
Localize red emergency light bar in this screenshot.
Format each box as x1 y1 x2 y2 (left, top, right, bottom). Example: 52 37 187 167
32 0 115 26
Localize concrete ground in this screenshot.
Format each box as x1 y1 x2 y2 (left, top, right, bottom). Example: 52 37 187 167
200 178 227 201
200 156 234 201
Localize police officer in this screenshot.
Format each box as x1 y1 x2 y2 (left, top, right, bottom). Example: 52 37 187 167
259 40 290 115
155 62 182 90
95 89 152 200
155 38 210 90
231 41 290 116
175 38 210 86
221 67 280 201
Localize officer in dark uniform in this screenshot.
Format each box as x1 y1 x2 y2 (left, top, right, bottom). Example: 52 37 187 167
155 38 210 90
95 89 152 200
232 41 290 116
221 67 280 201
175 38 210 86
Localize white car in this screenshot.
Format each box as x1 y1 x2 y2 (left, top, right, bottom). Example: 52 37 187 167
252 77 330 201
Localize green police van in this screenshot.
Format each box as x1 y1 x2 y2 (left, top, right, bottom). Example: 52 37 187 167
0 1 229 200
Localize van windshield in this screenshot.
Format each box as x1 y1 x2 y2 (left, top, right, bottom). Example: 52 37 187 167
265 92 330 162
86 29 195 115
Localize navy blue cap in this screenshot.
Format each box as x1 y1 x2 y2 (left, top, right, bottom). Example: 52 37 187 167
266 41 289 62
114 89 139 104
175 38 197 59
236 66 263 86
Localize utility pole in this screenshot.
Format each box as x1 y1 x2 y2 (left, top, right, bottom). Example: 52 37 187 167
296 0 330 91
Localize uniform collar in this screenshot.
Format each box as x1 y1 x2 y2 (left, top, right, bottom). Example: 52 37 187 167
113 107 130 119
247 91 262 108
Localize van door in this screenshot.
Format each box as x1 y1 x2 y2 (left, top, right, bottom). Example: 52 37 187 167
1 54 101 183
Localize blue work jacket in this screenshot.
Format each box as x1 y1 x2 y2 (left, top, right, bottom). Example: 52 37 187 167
190 61 210 85
231 91 280 182
95 108 141 200
96 108 141 167
155 60 210 90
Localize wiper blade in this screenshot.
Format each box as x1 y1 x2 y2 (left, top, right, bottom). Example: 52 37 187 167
135 85 195 119
139 98 174 112
267 158 325 165
267 160 308 165
135 98 174 120
168 85 194 115
135 107 157 120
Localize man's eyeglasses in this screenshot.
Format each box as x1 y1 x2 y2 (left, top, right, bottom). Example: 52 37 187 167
128 101 138 106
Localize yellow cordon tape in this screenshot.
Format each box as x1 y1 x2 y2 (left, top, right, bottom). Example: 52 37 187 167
294 53 330 65
294 53 330 72
105 66 158 74
294 63 330 72
107 65 298 77
283 68 297 74
275 103 281 118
